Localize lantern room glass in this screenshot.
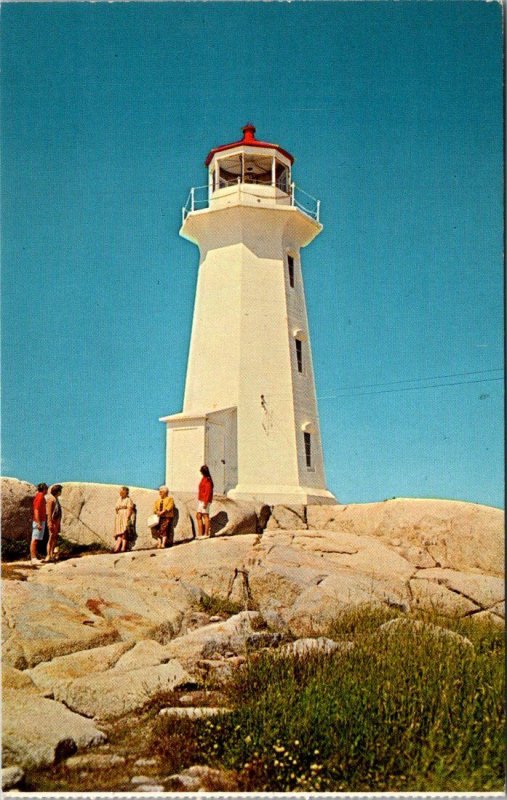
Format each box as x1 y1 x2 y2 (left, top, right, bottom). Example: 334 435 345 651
213 154 290 193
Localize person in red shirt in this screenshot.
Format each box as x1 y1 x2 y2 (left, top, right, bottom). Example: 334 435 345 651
30 483 48 565
196 465 213 538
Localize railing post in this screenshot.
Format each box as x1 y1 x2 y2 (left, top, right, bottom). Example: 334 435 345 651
190 187 195 212
291 182 295 206
316 199 321 222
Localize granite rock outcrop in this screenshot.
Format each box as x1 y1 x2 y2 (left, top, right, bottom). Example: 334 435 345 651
1 480 503 774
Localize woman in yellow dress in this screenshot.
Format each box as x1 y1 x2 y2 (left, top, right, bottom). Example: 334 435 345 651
152 485 175 549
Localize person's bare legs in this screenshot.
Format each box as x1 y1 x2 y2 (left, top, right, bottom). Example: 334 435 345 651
47 532 58 560
30 538 39 560
196 512 204 538
203 514 210 537
159 518 169 548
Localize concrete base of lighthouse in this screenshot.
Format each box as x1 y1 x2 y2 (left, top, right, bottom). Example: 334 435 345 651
227 485 337 505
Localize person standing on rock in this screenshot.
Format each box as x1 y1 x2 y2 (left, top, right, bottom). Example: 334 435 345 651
45 484 63 562
152 486 175 548
30 482 48 565
196 465 213 538
113 486 135 553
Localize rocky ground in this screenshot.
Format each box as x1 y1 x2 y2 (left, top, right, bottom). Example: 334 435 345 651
1 478 504 792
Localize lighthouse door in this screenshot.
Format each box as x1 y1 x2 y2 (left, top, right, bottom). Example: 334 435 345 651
205 407 238 496
205 420 226 495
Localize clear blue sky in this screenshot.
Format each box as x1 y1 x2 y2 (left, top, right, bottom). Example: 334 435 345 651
2 2 503 508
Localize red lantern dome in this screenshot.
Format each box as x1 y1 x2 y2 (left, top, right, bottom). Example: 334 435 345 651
205 123 294 167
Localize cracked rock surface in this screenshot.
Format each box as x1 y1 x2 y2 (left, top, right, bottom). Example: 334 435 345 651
2 488 503 771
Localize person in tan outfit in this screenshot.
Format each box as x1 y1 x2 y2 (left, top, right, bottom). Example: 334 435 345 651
45 484 63 562
114 486 135 553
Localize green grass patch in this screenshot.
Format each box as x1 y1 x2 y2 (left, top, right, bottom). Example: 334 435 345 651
198 594 252 616
154 608 504 792
324 602 400 638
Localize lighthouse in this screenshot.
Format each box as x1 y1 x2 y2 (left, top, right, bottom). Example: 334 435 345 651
160 124 336 505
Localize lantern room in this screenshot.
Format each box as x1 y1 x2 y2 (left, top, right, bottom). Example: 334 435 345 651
181 123 320 230
206 123 292 197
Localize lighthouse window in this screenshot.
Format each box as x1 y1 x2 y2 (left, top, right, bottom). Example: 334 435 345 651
243 156 272 185
295 338 303 373
276 162 289 193
304 432 312 468
288 255 295 288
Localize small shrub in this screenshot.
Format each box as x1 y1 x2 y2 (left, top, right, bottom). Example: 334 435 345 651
1 538 29 561
198 594 247 616
152 714 202 773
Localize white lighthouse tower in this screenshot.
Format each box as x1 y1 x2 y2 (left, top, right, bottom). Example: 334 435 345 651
160 124 336 505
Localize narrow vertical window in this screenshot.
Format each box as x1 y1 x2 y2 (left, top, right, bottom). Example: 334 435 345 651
288 255 295 288
295 339 303 373
304 432 312 468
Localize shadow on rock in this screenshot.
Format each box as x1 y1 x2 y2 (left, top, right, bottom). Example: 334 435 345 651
211 511 229 537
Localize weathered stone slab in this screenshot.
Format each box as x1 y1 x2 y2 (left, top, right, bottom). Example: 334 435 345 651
294 529 415 581
280 637 345 656
111 639 173 672
411 568 504 610
166 764 237 792
131 774 155 785
409 578 479 617
266 505 307 530
27 641 133 696
158 706 228 718
281 572 409 637
55 660 192 719
306 498 504 577
162 611 262 663
2 581 119 668
2 689 106 769
27 557 199 642
2 665 40 693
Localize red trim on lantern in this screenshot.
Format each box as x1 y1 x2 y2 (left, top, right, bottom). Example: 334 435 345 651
205 124 294 166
